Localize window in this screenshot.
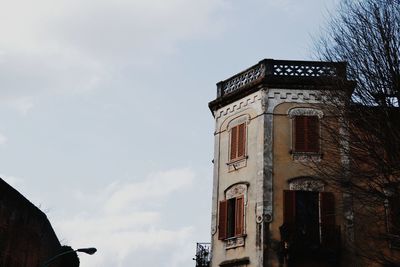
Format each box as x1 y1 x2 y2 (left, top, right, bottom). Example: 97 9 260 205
218 183 247 248
283 190 338 249
294 116 320 153
230 123 246 161
218 195 244 240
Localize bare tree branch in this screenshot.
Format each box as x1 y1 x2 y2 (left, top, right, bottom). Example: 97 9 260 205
314 0 400 265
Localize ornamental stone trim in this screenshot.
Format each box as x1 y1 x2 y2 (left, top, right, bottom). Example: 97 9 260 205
288 177 324 191
225 183 247 200
225 236 245 249
292 152 322 162
288 107 324 119
267 90 322 102
227 115 250 131
222 64 265 95
216 59 346 98
216 94 261 119
227 157 247 172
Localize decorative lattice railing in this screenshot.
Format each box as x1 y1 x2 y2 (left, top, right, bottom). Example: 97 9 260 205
193 243 211 267
217 59 347 97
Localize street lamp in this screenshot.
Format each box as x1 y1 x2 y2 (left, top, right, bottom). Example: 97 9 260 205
41 247 97 267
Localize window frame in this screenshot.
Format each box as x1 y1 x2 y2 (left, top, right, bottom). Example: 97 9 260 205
229 122 247 162
283 190 338 249
293 115 320 153
218 183 248 249
288 107 324 159
218 195 245 240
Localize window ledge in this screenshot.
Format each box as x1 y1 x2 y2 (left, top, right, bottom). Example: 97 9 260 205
291 152 322 162
227 156 248 172
219 257 250 266
225 235 246 249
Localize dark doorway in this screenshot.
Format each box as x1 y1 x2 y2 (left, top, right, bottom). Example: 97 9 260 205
295 191 320 249
282 190 339 267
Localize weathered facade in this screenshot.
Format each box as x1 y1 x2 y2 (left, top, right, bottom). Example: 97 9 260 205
0 178 68 267
207 59 353 267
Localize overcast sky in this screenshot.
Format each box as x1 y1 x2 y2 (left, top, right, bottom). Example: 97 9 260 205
0 0 338 266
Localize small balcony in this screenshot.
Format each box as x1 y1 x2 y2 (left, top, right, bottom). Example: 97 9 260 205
280 224 341 266
194 242 211 267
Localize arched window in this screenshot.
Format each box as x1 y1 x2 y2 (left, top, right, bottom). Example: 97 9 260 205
218 183 248 249
283 177 338 249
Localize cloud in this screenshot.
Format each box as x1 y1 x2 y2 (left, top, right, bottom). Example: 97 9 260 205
0 133 7 145
54 167 197 267
105 168 195 213
0 0 226 114
0 96 35 115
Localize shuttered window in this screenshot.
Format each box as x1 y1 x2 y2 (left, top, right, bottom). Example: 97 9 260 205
218 200 227 240
294 116 320 152
235 196 244 236
283 190 296 225
320 192 335 226
218 196 245 240
283 190 337 248
230 123 246 161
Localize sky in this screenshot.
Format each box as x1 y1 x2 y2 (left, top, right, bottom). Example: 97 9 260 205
0 0 338 266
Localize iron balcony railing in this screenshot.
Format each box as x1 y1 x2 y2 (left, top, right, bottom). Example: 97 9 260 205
193 242 211 267
280 224 341 265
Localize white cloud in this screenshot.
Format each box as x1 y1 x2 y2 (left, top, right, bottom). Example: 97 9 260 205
0 0 226 114
105 168 195 213
0 133 7 145
54 167 197 267
59 221 194 267
0 96 35 115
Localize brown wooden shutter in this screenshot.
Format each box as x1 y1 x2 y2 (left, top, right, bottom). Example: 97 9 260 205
230 126 238 160
237 123 246 158
295 116 319 152
295 116 306 152
320 192 336 247
218 200 228 240
283 190 296 225
235 196 244 236
307 116 319 152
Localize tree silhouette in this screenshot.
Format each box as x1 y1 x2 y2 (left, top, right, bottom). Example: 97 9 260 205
314 0 400 265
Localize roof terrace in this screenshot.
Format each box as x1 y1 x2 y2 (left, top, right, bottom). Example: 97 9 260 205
209 59 350 111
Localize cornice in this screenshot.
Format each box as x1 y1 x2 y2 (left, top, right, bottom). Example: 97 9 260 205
215 93 262 120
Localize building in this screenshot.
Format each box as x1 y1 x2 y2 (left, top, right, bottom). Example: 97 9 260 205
206 59 354 267
0 178 76 267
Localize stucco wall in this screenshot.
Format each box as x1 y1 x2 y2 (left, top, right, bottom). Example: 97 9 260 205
211 91 264 267
210 88 347 267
